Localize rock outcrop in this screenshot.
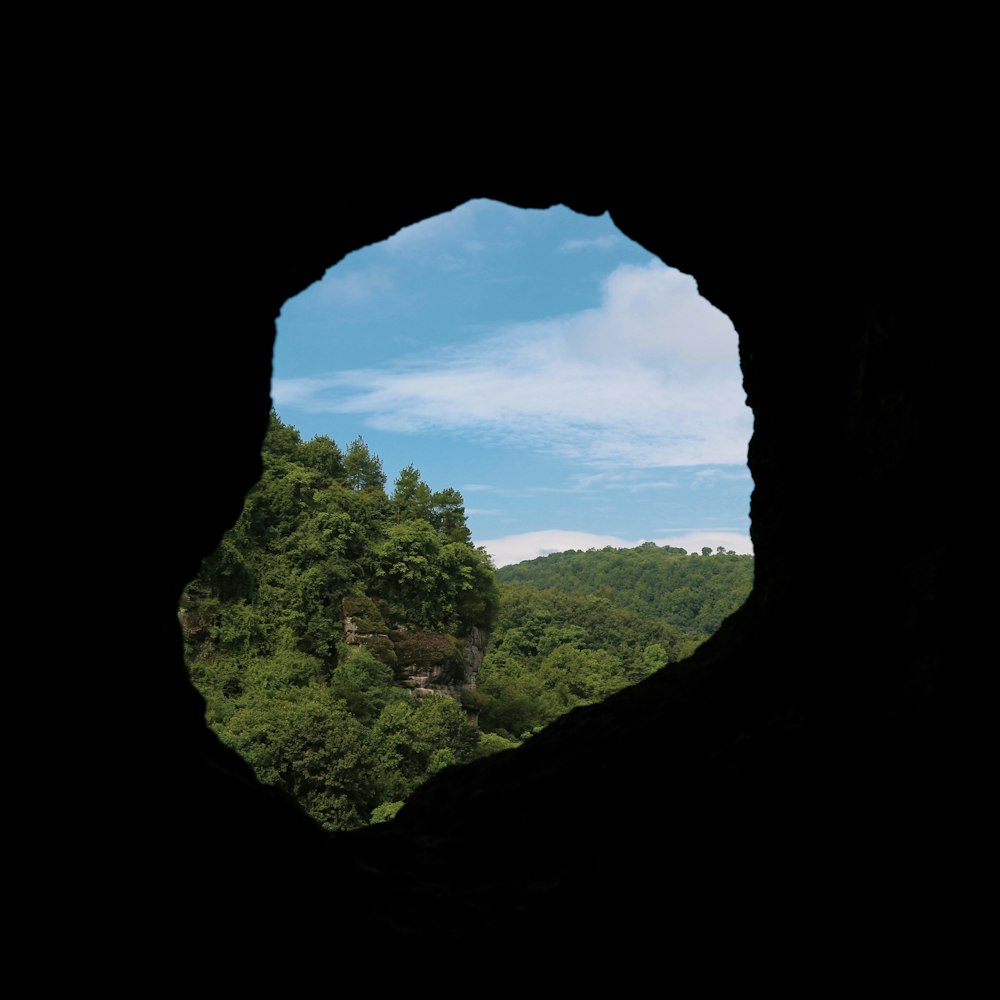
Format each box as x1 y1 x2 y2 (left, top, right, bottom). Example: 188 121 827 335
343 594 488 702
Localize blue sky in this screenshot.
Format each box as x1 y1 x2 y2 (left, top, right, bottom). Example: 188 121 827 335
272 199 753 566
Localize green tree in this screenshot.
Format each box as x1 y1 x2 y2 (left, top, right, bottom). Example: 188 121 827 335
183 413 511 829
263 409 303 459
432 487 472 544
218 684 375 831
329 647 397 723
370 695 478 803
344 436 386 493
373 519 445 628
390 464 434 523
371 801 404 824
299 434 344 481
495 544 752 634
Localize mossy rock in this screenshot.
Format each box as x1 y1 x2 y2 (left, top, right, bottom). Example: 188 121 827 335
391 630 464 675
350 616 387 635
342 594 389 633
354 633 398 666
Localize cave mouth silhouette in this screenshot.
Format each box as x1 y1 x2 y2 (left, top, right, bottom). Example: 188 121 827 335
122 173 963 964
181 198 756 830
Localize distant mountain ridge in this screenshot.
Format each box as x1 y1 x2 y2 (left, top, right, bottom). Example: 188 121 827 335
496 542 753 636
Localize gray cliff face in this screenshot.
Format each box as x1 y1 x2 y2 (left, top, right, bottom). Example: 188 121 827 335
392 626 490 701
459 626 489 691
344 607 489 705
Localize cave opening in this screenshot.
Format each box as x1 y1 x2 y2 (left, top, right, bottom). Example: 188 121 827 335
179 198 755 833
100 153 970 968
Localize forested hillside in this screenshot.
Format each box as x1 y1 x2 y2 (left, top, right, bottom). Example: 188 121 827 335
475 584 701 737
496 542 754 635
182 413 502 830
182 415 752 831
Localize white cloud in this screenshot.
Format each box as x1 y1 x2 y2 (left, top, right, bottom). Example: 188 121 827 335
692 468 752 481
479 530 639 567
558 235 619 252
272 258 751 470
606 480 680 492
272 376 334 408
479 529 753 567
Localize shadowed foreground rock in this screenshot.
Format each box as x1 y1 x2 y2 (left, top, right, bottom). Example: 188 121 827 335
98 160 975 976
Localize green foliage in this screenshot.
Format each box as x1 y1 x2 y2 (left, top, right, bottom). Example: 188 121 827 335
298 434 344 480
374 519 448 627
328 648 396 723
184 411 502 831
262 408 303 459
477 642 630 735
390 464 434 523
390 630 464 680
472 730 522 758
243 639 326 690
431 487 472 545
342 594 389 633
474 578 718 736
184 412 750 833
370 800 404 824
437 542 499 630
496 543 753 635
218 683 373 831
344 436 386 493
372 521 498 632
187 412 497 663
370 695 479 803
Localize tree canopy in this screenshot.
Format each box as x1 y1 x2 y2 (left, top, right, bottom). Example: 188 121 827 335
496 542 753 635
183 412 501 830
182 412 752 831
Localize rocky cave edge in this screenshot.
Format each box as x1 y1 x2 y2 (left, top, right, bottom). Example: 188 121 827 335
118 169 969 971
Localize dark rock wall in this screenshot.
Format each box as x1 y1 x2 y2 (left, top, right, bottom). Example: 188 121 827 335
101 163 971 972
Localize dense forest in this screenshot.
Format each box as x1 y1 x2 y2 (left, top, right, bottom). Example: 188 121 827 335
497 543 754 635
183 414 753 831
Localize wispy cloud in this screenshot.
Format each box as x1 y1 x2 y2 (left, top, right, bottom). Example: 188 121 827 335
272 376 339 408
273 259 750 471
558 234 619 252
692 468 753 482
479 529 753 567
606 480 681 492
